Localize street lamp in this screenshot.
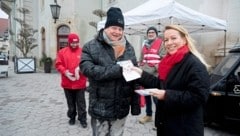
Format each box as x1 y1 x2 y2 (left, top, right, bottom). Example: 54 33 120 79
50 0 61 23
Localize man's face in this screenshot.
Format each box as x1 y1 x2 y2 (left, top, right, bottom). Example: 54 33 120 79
70 42 79 49
147 30 157 40
104 26 123 41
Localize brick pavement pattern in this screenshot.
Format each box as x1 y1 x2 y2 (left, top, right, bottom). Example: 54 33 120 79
0 62 156 136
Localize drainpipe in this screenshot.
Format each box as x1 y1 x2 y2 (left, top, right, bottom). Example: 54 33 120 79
12 0 16 57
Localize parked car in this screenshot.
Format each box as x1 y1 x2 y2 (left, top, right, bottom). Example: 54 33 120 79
205 44 240 125
0 54 8 77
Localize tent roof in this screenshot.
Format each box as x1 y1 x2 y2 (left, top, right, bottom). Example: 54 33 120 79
98 0 227 35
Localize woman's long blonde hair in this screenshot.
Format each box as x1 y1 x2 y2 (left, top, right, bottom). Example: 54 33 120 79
164 25 210 69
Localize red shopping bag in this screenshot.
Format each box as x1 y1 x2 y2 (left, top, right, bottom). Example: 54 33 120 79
140 95 145 107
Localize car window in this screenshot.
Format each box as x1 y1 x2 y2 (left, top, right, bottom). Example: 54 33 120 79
212 53 240 76
0 54 5 60
234 65 240 82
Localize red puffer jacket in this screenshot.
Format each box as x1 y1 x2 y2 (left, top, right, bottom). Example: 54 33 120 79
55 46 87 89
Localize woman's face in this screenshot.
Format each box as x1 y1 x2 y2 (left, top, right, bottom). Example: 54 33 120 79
164 29 187 55
104 26 123 41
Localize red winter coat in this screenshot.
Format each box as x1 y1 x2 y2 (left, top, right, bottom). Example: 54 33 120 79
55 46 87 89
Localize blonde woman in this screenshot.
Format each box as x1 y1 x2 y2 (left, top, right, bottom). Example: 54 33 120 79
132 25 210 136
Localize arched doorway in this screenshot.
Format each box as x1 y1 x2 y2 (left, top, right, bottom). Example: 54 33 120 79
57 25 70 51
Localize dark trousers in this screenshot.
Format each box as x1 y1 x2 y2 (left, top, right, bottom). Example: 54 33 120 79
64 88 87 122
145 95 157 116
157 125 164 136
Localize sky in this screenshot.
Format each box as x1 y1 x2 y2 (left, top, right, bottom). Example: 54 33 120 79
0 9 8 19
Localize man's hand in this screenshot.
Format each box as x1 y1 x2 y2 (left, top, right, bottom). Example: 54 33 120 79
65 70 76 81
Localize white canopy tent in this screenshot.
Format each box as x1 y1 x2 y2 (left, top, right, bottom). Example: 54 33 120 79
98 0 227 35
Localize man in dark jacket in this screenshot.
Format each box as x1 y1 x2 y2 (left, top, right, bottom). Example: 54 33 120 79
80 7 140 136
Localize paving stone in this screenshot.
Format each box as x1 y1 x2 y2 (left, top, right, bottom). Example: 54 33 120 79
0 62 155 136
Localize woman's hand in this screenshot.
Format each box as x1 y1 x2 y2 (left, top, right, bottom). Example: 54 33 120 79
131 66 143 76
149 89 166 100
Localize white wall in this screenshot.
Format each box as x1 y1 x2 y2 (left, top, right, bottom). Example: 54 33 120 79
226 0 240 44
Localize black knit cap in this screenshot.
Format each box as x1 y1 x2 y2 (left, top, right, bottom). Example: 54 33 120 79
147 26 158 36
104 7 124 29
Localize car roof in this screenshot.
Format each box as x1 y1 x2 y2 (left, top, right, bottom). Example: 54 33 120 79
229 44 240 53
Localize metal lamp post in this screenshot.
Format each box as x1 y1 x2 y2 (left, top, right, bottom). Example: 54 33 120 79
50 0 61 23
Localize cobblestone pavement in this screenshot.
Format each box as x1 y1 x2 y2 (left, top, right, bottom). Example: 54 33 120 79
0 62 156 136
3 62 237 136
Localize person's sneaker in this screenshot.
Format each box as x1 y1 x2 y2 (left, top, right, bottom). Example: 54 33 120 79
68 119 75 125
139 116 152 124
80 121 87 128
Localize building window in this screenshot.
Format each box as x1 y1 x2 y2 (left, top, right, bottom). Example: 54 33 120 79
58 25 70 35
57 25 70 51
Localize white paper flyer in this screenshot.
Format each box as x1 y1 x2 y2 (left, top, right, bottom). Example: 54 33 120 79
117 60 141 82
135 88 158 96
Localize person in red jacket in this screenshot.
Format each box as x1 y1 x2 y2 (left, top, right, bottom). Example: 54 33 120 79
55 33 87 128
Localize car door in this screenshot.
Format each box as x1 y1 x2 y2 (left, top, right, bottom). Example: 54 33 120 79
207 53 240 122
224 63 240 121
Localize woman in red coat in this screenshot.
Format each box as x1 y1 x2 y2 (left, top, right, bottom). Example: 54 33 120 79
55 33 87 128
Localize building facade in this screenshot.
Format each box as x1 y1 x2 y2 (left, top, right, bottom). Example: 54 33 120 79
0 18 9 58
1 0 240 68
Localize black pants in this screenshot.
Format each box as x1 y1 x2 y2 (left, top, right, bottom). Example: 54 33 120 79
145 95 158 116
64 88 87 122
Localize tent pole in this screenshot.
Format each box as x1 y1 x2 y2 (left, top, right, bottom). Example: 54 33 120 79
224 30 227 57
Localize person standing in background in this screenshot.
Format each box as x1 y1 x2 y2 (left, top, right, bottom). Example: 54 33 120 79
138 26 164 124
80 7 141 136
55 33 88 128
